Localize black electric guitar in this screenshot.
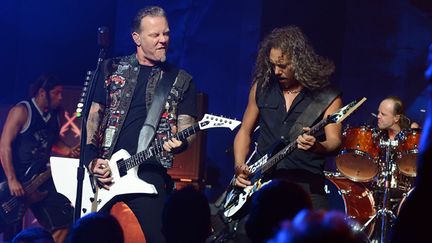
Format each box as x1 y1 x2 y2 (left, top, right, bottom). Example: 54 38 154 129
223 98 367 218
0 169 51 226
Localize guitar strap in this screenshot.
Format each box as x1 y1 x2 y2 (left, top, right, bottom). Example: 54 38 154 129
287 87 340 142
136 67 179 153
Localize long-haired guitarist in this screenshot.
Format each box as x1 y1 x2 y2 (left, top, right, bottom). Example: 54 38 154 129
233 26 343 210
0 75 77 242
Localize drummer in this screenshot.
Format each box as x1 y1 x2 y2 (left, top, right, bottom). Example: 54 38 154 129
377 96 419 141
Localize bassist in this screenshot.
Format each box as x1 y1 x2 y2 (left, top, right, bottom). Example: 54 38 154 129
233 26 342 210
0 75 76 242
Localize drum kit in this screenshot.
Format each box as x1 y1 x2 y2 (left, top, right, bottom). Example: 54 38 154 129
326 125 420 243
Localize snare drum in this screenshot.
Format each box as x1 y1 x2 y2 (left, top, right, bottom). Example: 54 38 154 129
336 126 380 182
396 128 421 177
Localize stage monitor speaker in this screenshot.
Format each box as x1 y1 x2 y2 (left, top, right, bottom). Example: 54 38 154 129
168 93 208 182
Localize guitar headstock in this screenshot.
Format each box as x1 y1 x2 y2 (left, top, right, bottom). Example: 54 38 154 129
198 114 241 131
76 71 94 118
328 97 367 124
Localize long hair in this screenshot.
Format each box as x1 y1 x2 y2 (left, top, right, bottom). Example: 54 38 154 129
29 74 61 98
253 26 335 91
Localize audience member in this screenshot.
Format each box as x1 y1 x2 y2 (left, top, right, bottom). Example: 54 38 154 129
11 227 54 243
162 185 211 243
67 212 123 243
245 179 313 243
267 209 367 243
389 43 432 243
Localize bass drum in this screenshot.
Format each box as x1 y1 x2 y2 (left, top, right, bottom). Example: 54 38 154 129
325 173 376 236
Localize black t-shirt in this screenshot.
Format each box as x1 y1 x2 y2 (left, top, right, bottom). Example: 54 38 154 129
93 64 197 156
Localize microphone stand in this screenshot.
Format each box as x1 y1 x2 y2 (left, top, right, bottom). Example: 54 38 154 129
73 48 106 222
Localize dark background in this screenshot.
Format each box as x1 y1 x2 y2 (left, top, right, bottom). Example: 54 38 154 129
1 0 431 200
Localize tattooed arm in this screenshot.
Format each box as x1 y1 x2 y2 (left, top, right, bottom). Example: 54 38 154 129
162 114 196 153
85 102 113 189
87 102 105 146
177 114 196 145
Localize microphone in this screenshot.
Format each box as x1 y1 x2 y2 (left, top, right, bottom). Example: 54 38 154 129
97 26 110 49
367 112 378 127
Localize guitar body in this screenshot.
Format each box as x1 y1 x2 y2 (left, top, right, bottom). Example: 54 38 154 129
80 149 157 217
0 181 27 226
0 170 50 226
224 179 272 218
223 143 285 218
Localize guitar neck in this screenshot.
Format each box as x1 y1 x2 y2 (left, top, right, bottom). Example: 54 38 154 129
259 117 331 174
124 123 201 170
24 170 52 193
256 97 366 176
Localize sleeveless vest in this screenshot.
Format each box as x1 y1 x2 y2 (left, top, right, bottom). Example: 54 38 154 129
12 99 60 179
97 54 191 168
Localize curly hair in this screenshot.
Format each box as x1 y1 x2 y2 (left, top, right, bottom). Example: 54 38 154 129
253 25 335 91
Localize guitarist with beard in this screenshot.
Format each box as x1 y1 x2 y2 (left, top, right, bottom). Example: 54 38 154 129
84 6 197 243
0 75 77 242
233 25 343 216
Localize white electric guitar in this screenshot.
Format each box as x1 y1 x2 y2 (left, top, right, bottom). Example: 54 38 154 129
51 114 241 217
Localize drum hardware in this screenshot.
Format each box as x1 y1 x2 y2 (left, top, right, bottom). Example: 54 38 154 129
339 189 351 194
396 187 414 216
361 139 398 243
356 191 371 199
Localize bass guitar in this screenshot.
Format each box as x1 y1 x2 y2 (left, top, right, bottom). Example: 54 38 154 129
223 98 367 218
0 169 51 226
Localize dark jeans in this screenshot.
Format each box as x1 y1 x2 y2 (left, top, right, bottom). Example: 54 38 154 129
121 163 173 243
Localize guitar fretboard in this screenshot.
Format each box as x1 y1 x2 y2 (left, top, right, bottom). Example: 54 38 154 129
251 118 331 178
124 123 201 170
25 170 52 193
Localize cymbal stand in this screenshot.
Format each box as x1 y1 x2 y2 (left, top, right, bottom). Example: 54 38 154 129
360 139 397 243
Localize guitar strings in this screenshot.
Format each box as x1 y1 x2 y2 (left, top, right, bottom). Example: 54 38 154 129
2 179 36 214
